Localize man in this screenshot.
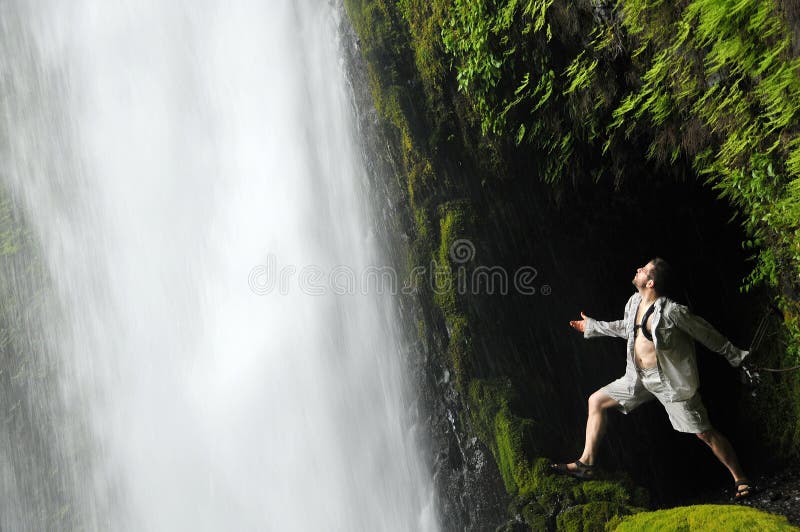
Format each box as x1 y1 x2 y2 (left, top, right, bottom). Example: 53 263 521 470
552 258 753 500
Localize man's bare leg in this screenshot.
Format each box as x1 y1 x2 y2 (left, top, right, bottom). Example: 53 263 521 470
557 389 620 473
696 429 750 495
579 390 620 465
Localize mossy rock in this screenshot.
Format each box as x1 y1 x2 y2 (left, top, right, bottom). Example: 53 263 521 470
572 480 631 507
557 501 641 532
520 500 549 530
467 377 534 495
467 377 646 531
607 504 798 531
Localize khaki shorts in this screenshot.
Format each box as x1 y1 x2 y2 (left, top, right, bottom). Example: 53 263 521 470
602 366 712 434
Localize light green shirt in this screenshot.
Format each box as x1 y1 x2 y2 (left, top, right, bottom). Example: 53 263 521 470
584 292 749 402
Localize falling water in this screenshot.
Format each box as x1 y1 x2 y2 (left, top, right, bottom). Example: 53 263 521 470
0 1 437 530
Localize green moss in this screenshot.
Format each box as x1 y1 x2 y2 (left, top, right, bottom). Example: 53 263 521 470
467 378 535 495
432 201 472 315
412 207 431 242
407 158 436 208
609 504 798 531
442 314 466 389
425 201 478 390
396 0 449 108
557 501 638 532
494 400 536 495
521 500 549 529
573 480 631 507
466 377 644 527
374 83 411 132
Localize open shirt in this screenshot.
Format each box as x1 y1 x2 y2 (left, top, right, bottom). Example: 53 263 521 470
584 293 749 402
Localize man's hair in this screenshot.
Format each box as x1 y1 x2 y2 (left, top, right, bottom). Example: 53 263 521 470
647 257 674 297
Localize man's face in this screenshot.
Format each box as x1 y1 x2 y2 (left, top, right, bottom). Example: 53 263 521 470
632 262 655 290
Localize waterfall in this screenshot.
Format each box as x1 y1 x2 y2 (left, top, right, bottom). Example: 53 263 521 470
0 1 437 530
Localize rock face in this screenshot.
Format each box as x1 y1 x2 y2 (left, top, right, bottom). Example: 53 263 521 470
339 9 509 529
340 0 800 529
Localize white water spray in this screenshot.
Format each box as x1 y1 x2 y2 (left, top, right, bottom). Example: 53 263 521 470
0 1 437 530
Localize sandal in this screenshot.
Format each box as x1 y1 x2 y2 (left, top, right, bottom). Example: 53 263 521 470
733 479 756 501
550 459 596 480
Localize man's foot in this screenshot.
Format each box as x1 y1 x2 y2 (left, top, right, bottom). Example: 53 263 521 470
733 479 755 501
550 460 596 480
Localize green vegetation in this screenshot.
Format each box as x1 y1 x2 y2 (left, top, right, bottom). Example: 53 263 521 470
344 0 800 528
605 0 800 304
608 504 799 531
438 0 800 404
442 0 800 307
558 501 636 532
466 377 647 528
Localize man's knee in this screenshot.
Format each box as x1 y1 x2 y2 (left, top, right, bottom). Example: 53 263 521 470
588 390 615 413
696 429 716 446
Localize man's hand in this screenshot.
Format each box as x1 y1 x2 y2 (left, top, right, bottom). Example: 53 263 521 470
569 312 588 333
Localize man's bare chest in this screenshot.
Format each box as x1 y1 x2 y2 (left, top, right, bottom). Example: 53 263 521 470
633 301 657 366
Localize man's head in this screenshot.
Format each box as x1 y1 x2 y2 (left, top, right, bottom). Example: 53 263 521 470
632 257 673 297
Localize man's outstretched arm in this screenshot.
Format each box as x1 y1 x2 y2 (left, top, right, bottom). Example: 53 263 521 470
570 312 627 339
671 305 749 367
